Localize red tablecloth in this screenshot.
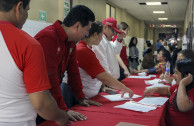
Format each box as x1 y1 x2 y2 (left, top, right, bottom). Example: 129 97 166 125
39 75 167 126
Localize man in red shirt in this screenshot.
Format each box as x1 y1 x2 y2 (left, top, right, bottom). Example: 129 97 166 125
35 5 101 124
0 0 69 126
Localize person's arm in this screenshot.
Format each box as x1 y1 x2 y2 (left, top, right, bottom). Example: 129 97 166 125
177 73 193 112
67 43 102 108
66 43 85 100
111 32 126 55
96 72 134 97
143 86 171 96
29 90 69 126
116 54 130 77
132 69 148 74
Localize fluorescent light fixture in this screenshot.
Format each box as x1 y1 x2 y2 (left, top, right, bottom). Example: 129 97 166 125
146 2 161 5
153 11 165 13
158 18 168 20
164 25 171 27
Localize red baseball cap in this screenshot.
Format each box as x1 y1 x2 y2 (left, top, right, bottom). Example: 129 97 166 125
102 17 122 33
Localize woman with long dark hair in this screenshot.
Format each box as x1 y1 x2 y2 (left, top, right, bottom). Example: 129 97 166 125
144 59 194 126
128 37 139 70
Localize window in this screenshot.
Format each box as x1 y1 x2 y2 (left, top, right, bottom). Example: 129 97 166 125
106 3 116 19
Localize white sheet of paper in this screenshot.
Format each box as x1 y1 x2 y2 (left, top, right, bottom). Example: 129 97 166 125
102 94 142 101
148 75 156 77
138 97 169 106
146 84 169 89
145 79 163 85
114 101 157 112
128 76 151 79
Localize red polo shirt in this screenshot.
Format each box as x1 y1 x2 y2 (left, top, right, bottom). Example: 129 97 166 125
0 21 51 93
166 84 194 126
34 20 85 111
76 41 105 78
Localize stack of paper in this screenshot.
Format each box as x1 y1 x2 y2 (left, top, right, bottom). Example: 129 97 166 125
102 94 142 101
146 84 169 89
114 97 169 112
128 76 151 79
114 101 157 112
145 78 170 89
138 97 169 106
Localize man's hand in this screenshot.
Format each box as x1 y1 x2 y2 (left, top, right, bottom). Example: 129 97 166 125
124 69 130 77
79 98 102 107
67 110 87 122
121 87 134 98
117 30 126 40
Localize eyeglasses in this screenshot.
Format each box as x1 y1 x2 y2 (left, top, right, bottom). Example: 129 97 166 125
108 26 116 34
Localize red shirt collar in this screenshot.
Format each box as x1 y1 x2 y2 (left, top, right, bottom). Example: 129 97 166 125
0 21 15 26
53 20 68 42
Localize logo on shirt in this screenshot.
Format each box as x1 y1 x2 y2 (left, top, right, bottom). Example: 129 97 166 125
57 47 61 54
69 48 73 54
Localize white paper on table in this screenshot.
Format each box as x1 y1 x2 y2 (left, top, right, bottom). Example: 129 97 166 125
148 75 156 77
128 75 151 79
138 97 169 106
145 79 164 85
102 94 142 101
114 101 157 112
146 84 169 89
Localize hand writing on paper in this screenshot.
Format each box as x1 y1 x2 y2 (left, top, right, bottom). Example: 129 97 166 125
143 87 158 97
67 110 87 122
79 98 102 107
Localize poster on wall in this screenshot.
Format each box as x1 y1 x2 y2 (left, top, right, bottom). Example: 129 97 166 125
64 0 70 18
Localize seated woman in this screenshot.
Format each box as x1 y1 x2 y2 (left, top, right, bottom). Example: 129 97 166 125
160 49 194 84
76 21 133 98
133 48 170 74
144 59 194 126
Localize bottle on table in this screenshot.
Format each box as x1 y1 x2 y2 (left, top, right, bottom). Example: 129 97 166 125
165 61 170 76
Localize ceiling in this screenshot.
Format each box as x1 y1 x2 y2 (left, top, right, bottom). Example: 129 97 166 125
107 0 188 28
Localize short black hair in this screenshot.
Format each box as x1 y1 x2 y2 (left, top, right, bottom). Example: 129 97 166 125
179 49 194 61
86 21 103 38
160 48 170 62
63 5 95 27
0 0 30 12
129 37 138 48
117 22 129 30
146 42 151 47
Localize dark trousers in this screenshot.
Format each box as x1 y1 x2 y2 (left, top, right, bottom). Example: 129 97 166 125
61 82 79 109
118 68 126 81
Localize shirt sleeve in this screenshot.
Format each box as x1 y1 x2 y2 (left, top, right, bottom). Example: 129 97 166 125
66 43 85 100
92 40 111 74
188 88 194 104
77 48 105 79
169 84 178 94
35 36 68 111
23 44 51 93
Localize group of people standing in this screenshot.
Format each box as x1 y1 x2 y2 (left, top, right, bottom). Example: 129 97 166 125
0 0 193 126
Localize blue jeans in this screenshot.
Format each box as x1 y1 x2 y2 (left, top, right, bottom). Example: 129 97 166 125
61 83 79 109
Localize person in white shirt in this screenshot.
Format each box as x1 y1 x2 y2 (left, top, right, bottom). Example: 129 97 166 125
92 17 126 80
76 21 134 98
